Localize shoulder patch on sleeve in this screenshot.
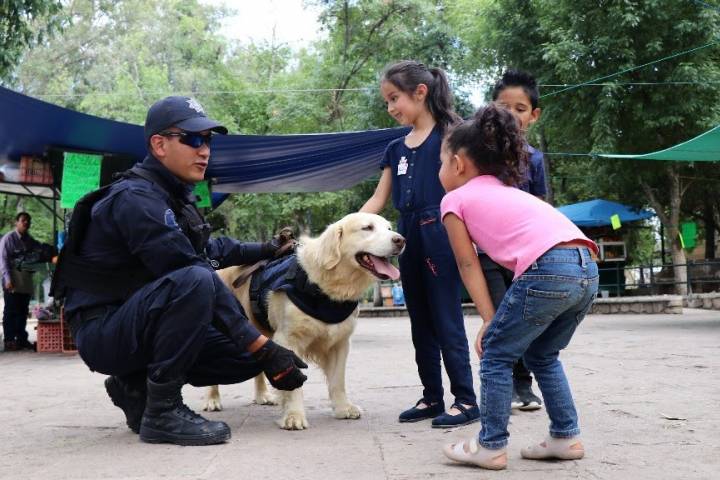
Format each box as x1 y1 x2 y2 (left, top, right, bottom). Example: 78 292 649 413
164 209 179 228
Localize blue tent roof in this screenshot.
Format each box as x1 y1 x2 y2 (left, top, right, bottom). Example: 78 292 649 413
557 199 655 227
0 86 407 193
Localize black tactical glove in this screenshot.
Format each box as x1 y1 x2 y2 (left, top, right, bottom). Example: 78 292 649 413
251 339 308 391
260 227 297 259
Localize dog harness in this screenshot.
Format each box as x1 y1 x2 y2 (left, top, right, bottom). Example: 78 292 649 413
248 255 358 332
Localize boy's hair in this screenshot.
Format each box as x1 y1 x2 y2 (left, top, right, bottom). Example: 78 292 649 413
16 212 31 222
491 69 539 109
381 60 461 130
443 104 528 187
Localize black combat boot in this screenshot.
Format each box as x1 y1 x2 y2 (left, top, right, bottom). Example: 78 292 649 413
139 377 231 446
105 374 147 433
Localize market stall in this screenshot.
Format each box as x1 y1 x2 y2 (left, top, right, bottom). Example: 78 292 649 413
558 199 655 296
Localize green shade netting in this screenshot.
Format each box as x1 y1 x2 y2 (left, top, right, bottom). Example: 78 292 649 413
599 124 720 162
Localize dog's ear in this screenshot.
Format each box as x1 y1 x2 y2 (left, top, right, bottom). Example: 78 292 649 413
317 224 343 270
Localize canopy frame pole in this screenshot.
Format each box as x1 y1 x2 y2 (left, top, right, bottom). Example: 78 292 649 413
20 184 63 223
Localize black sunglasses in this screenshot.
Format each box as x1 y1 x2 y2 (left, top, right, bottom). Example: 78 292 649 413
159 131 213 148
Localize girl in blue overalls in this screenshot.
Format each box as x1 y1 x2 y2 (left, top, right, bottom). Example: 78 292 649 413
361 60 478 427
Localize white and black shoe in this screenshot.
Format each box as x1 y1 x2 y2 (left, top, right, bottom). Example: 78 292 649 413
511 384 542 411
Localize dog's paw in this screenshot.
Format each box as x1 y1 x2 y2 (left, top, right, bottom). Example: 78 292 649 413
254 392 278 406
278 410 309 430
203 398 223 412
333 403 362 420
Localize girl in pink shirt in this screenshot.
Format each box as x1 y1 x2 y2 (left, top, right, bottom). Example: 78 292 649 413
438 104 599 470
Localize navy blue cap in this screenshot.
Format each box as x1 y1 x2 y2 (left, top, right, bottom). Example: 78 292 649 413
144 96 228 143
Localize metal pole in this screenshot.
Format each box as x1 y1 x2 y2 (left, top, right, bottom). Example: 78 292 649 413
52 194 57 248
649 264 655 295
660 222 666 265
639 265 645 287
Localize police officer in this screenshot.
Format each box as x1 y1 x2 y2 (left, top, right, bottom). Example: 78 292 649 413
57 96 307 446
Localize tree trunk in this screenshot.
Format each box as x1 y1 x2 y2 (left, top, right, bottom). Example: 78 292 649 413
704 202 716 259
640 164 688 295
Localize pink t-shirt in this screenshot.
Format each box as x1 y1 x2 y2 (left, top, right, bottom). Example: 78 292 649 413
440 175 598 279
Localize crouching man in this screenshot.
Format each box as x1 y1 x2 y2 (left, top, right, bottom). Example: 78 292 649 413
52 96 306 446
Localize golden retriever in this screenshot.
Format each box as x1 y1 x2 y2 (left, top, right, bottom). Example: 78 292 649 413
205 212 405 430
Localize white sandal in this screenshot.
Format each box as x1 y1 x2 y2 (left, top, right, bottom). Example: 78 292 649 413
521 436 585 460
442 437 507 470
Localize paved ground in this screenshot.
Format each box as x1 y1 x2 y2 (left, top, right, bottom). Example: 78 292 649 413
1 310 719 480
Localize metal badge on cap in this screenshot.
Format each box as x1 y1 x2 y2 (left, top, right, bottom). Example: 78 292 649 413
186 98 205 114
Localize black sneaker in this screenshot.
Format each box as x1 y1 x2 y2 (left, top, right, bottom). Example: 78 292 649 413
17 340 36 351
513 384 542 411
511 386 523 409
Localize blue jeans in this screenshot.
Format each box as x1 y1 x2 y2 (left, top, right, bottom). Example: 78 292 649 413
478 247 598 449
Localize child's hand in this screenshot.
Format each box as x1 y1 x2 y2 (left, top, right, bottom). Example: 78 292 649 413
475 323 489 358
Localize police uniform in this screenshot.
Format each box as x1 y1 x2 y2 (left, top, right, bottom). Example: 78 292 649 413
53 96 308 446
380 126 476 409
62 154 266 386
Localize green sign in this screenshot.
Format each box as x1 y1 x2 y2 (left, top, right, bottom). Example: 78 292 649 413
61 152 102 208
193 180 211 208
610 214 622 230
680 221 697 249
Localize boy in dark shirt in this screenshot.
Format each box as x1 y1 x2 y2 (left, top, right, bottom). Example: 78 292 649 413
481 69 548 411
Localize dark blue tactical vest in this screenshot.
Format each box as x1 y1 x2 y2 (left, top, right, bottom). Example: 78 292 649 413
248 255 358 332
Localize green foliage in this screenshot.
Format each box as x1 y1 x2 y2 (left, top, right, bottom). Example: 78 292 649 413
0 0 62 78
10 0 233 123
449 0 720 263
9 0 719 263
3 0 464 240
212 176 397 242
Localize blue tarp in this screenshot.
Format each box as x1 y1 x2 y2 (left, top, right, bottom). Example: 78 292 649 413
557 199 655 227
0 86 407 193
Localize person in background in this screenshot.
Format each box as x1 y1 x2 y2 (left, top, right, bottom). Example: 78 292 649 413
361 61 479 428
0 212 50 351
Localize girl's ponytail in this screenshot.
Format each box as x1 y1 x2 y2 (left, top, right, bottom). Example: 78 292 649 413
382 61 460 131
428 67 461 130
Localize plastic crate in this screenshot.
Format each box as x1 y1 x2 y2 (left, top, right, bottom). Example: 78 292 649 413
60 308 77 353
36 321 62 353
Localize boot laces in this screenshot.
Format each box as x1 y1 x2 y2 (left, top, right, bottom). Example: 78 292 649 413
174 398 206 423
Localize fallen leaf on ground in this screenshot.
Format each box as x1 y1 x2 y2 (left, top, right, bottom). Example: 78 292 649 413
659 413 687 421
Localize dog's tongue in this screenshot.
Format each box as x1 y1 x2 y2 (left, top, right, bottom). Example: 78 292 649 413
369 254 400 280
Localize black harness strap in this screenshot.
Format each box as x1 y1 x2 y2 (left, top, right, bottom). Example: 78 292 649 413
247 256 359 332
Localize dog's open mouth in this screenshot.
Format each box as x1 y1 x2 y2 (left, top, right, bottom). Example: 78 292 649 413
356 253 400 280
